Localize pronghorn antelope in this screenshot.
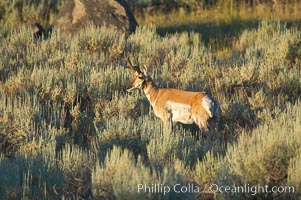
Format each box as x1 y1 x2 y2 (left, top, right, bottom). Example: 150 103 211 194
126 59 221 136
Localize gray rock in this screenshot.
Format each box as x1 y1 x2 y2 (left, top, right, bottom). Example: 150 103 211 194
53 0 137 35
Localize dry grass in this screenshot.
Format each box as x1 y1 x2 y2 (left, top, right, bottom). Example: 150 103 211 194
0 1 301 199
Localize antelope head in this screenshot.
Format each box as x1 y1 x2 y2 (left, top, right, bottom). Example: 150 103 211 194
126 58 149 92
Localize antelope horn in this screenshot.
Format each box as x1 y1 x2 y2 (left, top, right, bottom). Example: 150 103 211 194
126 57 141 73
142 65 148 74
127 57 134 69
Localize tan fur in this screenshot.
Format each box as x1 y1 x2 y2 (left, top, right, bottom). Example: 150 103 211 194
127 65 221 135
142 82 211 130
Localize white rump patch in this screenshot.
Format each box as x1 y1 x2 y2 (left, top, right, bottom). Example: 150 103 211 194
202 95 215 118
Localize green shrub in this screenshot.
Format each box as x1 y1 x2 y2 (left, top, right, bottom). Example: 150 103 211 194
93 146 193 200
0 20 301 199
220 103 301 199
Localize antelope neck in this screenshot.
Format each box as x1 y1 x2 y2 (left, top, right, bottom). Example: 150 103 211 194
142 81 158 105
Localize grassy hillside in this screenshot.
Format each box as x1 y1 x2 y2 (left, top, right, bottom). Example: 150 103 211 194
0 19 300 199
1 0 301 199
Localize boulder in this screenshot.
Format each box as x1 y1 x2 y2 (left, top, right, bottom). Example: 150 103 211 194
53 0 137 35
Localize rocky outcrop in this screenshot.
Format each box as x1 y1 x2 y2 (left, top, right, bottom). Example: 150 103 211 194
53 0 137 35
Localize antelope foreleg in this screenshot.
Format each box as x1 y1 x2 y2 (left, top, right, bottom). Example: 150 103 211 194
163 111 173 133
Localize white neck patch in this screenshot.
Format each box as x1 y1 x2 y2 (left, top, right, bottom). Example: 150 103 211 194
143 84 152 96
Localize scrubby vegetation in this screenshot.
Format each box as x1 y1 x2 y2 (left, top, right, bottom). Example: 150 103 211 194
1 1 301 200
0 19 300 199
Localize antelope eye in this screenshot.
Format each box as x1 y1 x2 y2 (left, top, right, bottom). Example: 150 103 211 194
138 75 144 79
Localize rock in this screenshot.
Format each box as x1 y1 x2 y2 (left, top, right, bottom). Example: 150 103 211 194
53 0 137 35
